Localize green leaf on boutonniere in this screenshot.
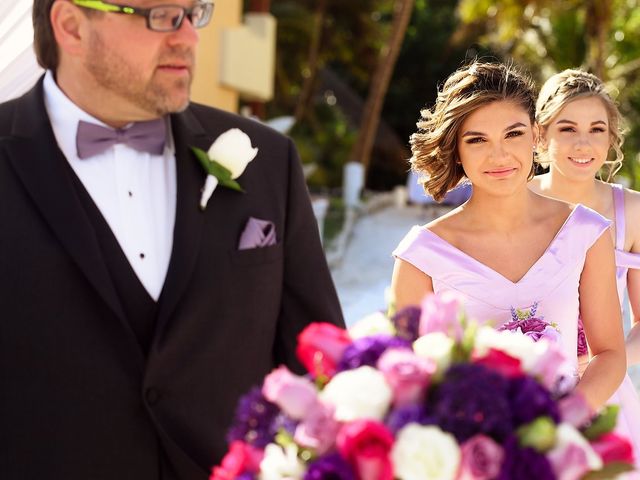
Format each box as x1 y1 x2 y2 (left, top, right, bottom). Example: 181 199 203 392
191 146 244 193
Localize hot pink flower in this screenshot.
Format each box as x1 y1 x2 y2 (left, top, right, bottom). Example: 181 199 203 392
294 400 340 455
457 434 504 480
296 322 352 379
472 348 523 378
262 366 319 420
419 291 464 340
377 348 435 407
590 432 635 465
337 420 394 480
210 441 264 480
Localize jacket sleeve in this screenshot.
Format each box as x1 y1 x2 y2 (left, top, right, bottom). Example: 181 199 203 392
273 138 345 372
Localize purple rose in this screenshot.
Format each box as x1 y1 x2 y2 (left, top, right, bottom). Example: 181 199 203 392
304 453 355 480
419 291 465 340
497 436 555 480
294 401 340 455
458 434 504 480
576 318 588 356
262 366 319 420
390 306 421 342
377 348 436 407
337 335 410 372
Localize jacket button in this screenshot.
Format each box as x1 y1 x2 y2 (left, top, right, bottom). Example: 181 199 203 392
146 388 160 405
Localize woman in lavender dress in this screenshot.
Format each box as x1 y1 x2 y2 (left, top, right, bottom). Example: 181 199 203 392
529 69 640 466
391 62 626 417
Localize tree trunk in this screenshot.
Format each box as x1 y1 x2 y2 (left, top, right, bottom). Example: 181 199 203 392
348 0 415 180
586 0 610 80
294 0 328 123
247 0 272 119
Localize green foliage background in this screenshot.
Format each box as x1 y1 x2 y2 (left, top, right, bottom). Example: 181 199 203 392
260 0 640 190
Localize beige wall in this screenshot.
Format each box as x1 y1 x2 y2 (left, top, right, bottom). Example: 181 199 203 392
191 0 242 113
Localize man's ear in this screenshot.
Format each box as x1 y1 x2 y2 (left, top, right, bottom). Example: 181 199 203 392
50 1 87 57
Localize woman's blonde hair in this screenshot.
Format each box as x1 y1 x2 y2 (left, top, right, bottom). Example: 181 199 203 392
535 69 625 181
410 61 537 201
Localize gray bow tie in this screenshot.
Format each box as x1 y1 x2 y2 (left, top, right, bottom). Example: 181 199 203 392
76 119 166 159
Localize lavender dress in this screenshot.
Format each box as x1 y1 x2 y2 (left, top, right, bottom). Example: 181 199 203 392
393 203 640 470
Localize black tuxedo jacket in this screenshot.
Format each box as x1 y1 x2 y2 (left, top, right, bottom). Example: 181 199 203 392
0 80 344 480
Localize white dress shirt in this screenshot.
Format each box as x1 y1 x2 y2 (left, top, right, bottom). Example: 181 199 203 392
43 71 176 301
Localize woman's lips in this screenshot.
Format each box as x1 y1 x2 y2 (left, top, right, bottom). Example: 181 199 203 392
485 167 517 178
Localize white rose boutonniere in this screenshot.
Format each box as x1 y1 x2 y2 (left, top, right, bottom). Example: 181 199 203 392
191 128 259 210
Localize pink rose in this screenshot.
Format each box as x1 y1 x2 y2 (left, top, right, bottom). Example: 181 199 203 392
262 366 319 420
337 420 394 480
210 441 264 480
296 322 352 379
530 342 569 390
558 393 593 428
591 433 634 465
377 348 435 407
472 348 523 378
294 400 340 455
456 434 504 480
419 291 464 340
548 444 592 480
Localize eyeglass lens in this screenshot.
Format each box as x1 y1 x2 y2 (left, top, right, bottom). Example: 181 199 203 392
148 4 212 31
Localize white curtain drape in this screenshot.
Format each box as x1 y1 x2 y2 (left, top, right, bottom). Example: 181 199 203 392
0 0 43 102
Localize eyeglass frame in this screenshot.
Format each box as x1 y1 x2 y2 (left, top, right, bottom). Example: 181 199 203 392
70 0 215 32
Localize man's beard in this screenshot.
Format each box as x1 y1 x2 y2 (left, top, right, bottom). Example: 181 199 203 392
85 30 194 117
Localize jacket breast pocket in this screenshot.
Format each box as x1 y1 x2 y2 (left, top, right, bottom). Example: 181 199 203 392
229 242 284 266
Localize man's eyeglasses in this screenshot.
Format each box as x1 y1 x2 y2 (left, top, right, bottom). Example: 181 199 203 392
71 0 215 32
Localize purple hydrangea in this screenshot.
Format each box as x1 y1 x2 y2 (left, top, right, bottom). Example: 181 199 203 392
577 318 588 356
497 436 555 480
337 335 411 372
236 474 256 480
429 364 513 442
304 453 355 480
226 387 281 447
390 306 421 342
385 404 433 434
509 376 560 426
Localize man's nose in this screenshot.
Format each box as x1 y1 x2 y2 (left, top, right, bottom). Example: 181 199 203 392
167 15 200 47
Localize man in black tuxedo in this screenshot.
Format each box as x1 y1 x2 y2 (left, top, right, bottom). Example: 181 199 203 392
0 1 344 479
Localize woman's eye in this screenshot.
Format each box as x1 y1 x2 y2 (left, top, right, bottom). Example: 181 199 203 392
465 137 485 144
506 130 524 138
559 127 575 133
591 127 606 133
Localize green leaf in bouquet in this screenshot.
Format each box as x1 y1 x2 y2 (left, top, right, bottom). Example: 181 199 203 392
516 416 556 452
582 405 619 441
459 319 477 359
581 461 635 479
275 429 295 448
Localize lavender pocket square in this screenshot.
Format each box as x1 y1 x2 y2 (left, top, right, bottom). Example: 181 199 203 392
238 217 277 250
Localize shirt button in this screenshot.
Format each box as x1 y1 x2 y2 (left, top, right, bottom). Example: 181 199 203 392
146 388 160 405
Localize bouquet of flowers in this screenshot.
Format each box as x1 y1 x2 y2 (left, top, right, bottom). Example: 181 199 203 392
213 293 635 480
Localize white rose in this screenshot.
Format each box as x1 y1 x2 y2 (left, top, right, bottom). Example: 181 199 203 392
474 326 541 370
413 332 454 372
320 366 392 421
349 311 396 339
259 443 306 480
207 128 258 179
392 424 461 480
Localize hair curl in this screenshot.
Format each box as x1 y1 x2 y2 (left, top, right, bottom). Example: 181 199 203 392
535 69 625 181
410 61 537 202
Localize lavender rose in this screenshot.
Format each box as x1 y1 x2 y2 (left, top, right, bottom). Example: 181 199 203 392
457 434 504 480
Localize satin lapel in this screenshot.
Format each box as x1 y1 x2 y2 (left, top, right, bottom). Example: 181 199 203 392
1 81 142 363
154 108 213 336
